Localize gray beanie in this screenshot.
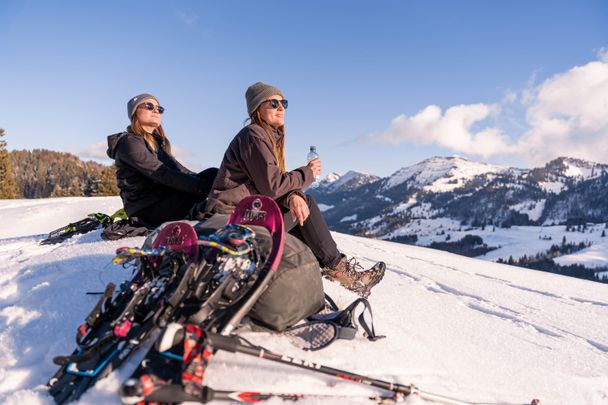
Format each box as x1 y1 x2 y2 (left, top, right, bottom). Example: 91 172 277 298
245 82 284 116
127 93 159 120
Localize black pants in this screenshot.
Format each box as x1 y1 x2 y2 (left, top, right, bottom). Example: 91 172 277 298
282 194 342 269
134 168 218 227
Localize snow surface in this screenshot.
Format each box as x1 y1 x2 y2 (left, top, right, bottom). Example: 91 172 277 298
383 157 507 192
339 214 358 222
309 171 378 193
308 172 342 190
383 218 608 273
508 200 546 222
562 160 599 180
318 203 334 212
1 197 608 405
538 181 565 194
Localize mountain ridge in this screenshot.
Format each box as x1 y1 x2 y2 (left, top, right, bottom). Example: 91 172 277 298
310 155 608 236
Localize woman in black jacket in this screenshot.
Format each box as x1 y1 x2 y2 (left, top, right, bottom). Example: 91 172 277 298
107 93 216 227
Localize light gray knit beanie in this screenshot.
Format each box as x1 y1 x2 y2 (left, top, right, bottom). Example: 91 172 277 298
245 82 284 116
127 93 159 120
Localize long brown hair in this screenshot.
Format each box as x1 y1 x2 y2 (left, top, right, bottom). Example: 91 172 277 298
250 110 286 173
129 114 172 155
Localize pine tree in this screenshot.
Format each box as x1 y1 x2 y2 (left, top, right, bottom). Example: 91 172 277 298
96 165 119 196
0 128 19 199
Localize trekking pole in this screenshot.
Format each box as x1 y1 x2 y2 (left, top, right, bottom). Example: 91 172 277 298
207 388 399 403
204 333 540 405
206 332 411 395
135 382 401 404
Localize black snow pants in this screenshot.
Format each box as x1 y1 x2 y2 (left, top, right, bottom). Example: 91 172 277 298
281 193 342 269
133 168 218 227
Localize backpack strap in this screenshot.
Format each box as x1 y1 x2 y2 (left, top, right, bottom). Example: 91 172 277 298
282 294 385 351
309 295 385 342
322 293 339 312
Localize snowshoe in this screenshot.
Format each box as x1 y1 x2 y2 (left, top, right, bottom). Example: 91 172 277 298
119 195 286 404
47 221 202 404
41 214 110 245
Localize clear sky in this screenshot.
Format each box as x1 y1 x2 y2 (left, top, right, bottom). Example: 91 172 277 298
1 0 607 177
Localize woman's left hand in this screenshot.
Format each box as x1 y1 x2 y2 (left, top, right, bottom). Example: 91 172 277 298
289 194 310 226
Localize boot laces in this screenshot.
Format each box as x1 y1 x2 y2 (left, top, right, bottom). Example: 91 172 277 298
346 257 363 272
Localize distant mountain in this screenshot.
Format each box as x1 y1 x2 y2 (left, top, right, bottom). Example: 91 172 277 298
309 156 608 236
381 156 511 192
309 170 380 193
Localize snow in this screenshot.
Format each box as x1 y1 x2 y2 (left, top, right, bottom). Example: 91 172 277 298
339 214 357 222
329 171 370 190
563 162 586 178
1 197 608 405
392 197 417 214
0 197 123 239
314 172 342 188
375 195 392 202
383 156 507 192
562 160 599 180
553 241 608 268
538 181 565 193
384 217 462 240
378 216 608 274
508 200 546 222
318 203 334 212
311 171 378 193
390 200 440 219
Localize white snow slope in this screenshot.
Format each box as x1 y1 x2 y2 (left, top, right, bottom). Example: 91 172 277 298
1 197 607 405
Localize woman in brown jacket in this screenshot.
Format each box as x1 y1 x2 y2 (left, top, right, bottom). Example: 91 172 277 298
205 82 384 298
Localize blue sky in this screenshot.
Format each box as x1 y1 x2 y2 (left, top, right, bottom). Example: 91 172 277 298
1 1 607 177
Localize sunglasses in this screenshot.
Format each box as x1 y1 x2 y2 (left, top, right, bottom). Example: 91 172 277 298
266 99 288 109
140 102 165 114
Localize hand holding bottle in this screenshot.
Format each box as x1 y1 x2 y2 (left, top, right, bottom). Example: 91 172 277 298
307 158 322 178
307 146 321 180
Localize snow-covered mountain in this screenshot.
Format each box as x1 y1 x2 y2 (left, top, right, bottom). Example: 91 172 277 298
381 156 511 192
309 170 380 193
310 156 608 234
527 157 607 194
0 197 607 405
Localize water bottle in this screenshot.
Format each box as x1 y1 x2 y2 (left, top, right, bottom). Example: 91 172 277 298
307 146 320 181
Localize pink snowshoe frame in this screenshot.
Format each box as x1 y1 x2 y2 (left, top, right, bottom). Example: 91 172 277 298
227 195 285 273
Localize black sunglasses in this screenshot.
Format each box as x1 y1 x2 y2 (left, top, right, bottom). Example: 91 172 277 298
266 99 288 109
141 102 165 114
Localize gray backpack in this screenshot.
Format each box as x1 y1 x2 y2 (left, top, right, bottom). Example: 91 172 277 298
194 214 325 331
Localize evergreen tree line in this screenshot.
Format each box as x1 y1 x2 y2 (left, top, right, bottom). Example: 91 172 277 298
0 128 118 199
0 129 19 198
496 240 607 283
428 234 497 257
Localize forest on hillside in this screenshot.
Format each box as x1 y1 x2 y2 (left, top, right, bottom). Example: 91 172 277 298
9 149 119 198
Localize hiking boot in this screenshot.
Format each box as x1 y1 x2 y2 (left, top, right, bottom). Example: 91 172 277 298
322 257 386 298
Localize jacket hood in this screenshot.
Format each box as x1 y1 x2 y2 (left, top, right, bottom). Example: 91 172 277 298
107 132 127 159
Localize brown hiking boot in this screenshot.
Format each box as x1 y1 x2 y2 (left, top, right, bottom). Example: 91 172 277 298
322 257 386 298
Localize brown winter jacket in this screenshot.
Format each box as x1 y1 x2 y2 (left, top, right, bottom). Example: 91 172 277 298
205 123 314 214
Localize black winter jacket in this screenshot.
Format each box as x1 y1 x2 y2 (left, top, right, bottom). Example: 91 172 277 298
107 131 208 216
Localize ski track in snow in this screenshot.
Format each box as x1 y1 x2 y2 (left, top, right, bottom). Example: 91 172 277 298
391 252 607 354
0 198 607 404
347 235 608 370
